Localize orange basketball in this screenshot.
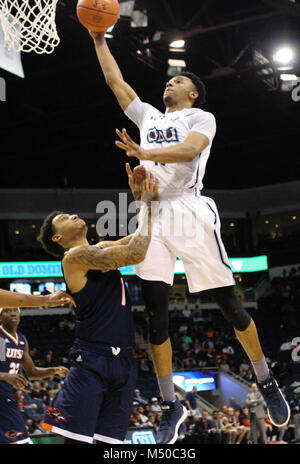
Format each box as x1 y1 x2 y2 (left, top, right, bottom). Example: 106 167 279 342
77 0 120 32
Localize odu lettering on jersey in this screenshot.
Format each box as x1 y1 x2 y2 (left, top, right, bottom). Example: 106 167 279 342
147 127 179 144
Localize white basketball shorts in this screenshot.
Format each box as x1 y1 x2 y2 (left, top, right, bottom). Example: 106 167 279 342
134 191 235 293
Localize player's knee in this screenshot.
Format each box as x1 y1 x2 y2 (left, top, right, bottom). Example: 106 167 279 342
148 309 169 345
149 326 169 345
211 285 251 331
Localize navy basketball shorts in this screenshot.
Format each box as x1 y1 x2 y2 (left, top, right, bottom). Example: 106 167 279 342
0 395 31 444
42 345 137 444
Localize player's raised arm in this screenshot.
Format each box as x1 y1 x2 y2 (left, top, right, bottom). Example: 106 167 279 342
90 31 138 111
63 174 159 272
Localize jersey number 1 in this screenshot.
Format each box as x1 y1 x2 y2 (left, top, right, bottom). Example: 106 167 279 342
120 278 126 307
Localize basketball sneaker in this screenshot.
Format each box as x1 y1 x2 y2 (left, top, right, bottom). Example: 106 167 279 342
156 396 188 444
257 372 290 427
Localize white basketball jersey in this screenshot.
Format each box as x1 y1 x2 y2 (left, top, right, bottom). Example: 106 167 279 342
125 98 216 195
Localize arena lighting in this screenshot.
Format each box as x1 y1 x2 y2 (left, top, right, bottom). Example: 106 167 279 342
274 47 294 64
280 73 299 81
169 39 186 51
168 59 186 67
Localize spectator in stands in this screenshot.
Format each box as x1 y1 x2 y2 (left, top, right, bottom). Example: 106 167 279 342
41 350 58 367
239 406 250 425
185 386 198 416
240 358 250 372
194 410 217 444
246 383 268 444
150 397 161 413
181 332 193 352
130 404 142 427
222 343 235 356
245 369 254 382
133 389 148 405
47 389 56 406
144 403 151 415
217 411 230 444
139 358 151 373
182 305 192 319
210 410 222 444
29 347 38 360
40 380 50 403
183 350 198 369
137 406 150 426
219 357 230 372
233 408 250 444
45 374 57 390
147 414 158 433
30 381 44 401
290 392 300 443
219 407 238 444
134 344 148 361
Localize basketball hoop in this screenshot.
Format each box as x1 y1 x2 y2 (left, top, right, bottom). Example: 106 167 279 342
0 0 60 54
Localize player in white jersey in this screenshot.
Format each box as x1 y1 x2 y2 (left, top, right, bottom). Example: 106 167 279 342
90 31 290 444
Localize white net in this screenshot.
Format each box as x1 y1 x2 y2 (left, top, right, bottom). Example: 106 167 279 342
0 0 60 54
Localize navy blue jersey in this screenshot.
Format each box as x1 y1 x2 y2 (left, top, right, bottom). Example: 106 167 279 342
0 326 26 398
63 266 135 348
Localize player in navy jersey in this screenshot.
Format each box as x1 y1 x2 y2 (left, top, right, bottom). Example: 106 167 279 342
37 170 159 444
89 31 290 443
0 307 69 444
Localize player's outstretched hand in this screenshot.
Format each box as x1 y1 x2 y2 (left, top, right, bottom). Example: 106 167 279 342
52 367 69 378
115 128 148 161
5 373 28 390
140 173 159 204
126 163 147 201
88 30 105 41
42 291 76 308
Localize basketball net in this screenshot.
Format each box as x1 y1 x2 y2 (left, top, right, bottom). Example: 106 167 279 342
0 0 60 54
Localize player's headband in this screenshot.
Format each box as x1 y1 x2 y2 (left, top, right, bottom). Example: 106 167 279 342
0 308 20 314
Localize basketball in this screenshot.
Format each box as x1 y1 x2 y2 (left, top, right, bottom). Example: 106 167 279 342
77 0 120 32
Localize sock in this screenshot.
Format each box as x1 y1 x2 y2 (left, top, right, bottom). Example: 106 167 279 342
157 374 176 402
251 356 270 383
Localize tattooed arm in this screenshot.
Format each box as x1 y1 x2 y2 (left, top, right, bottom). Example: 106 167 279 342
96 235 133 249
63 175 158 273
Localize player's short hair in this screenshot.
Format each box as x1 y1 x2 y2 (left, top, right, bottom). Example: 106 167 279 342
179 71 207 107
37 211 65 258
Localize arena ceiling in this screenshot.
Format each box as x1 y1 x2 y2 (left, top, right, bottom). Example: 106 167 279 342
1 0 300 190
